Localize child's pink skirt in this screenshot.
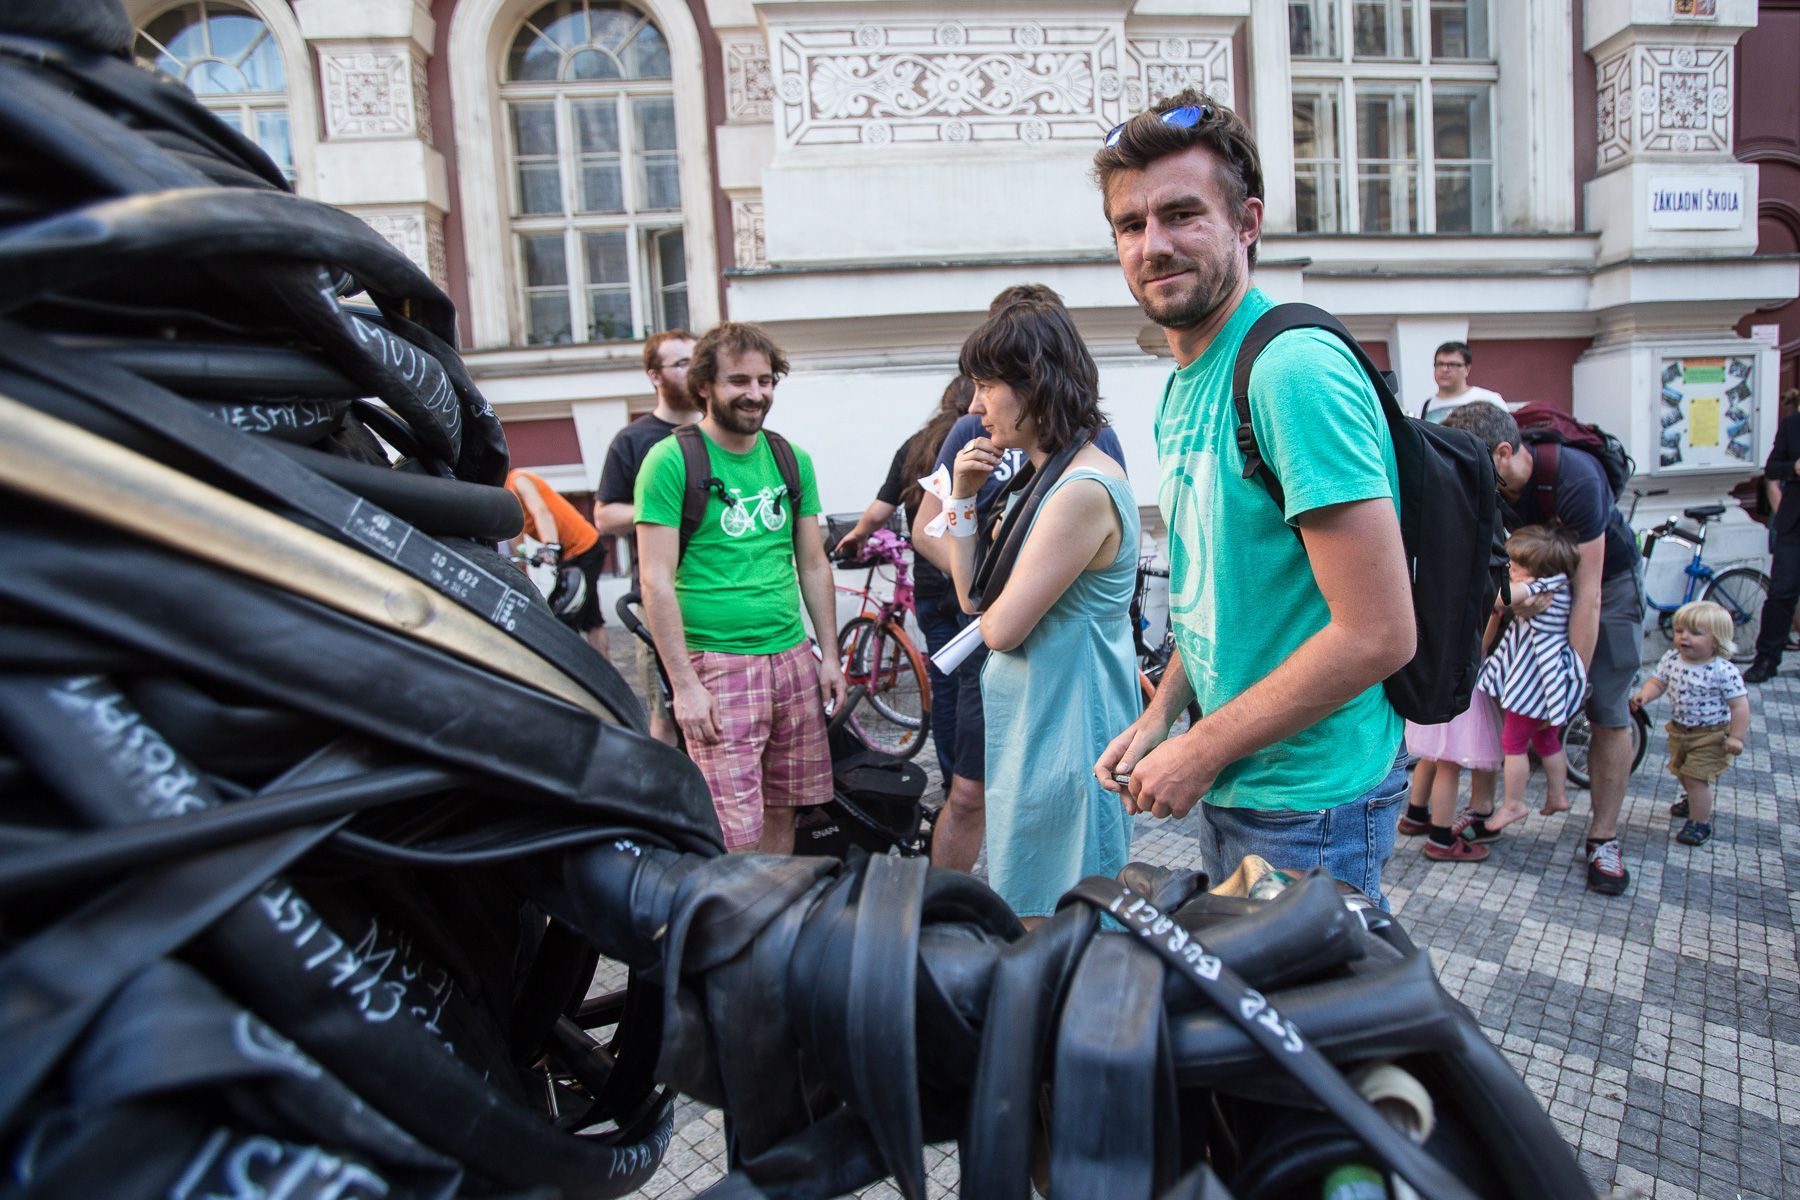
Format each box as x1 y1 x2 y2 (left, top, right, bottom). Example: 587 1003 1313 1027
1405 688 1503 771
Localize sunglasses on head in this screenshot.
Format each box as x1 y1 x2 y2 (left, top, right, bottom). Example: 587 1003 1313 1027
1104 103 1215 148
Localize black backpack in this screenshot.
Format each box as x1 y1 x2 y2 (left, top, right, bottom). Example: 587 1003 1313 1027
673 423 805 560
1232 304 1509 725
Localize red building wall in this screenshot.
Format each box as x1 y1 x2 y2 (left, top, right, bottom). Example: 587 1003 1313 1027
1466 339 1594 413
1735 0 1800 394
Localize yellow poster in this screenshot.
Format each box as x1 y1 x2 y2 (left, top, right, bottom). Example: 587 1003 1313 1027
1688 396 1721 448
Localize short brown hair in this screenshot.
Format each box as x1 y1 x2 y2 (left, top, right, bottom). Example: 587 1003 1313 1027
687 322 789 405
642 328 693 373
988 283 1062 314
1091 89 1264 266
1506 524 1580 579
958 299 1105 454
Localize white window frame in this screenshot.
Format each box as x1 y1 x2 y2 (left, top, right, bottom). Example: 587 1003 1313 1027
450 0 717 352
504 47 691 345
127 0 318 194
1288 0 1497 234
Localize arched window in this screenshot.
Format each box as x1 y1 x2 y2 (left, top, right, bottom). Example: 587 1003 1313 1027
135 2 294 182
501 1 686 346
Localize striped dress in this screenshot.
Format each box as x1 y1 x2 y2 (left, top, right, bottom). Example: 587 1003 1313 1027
1475 573 1588 726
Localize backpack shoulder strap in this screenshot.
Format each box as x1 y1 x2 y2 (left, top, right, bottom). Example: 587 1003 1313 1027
762 428 805 517
674 424 712 559
1230 302 1401 516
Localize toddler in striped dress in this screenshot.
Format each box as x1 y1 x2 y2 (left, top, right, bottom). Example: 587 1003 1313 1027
1476 525 1587 831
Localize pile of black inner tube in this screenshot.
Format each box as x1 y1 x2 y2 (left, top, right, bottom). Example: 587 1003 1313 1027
0 3 1597 1197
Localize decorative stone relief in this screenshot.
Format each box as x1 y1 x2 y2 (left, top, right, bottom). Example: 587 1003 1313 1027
1595 49 1632 169
772 19 1125 147
425 212 447 290
411 52 433 147
360 209 434 280
731 198 767 269
1633 44 1731 155
1123 33 1232 111
322 48 417 140
725 35 774 123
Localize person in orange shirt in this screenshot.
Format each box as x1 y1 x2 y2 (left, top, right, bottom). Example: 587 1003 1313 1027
507 468 609 657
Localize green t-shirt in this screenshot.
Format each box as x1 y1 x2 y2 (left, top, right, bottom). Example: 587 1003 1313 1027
1156 288 1403 812
635 429 821 654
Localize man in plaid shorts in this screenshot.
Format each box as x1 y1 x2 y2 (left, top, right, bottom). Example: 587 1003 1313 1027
634 323 847 852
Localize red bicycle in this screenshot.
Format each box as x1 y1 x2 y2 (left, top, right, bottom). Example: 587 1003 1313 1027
832 529 931 760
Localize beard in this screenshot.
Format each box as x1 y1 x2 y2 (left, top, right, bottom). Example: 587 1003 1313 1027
709 395 769 436
1131 252 1242 331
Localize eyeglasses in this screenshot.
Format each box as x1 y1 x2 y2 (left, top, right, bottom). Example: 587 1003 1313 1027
1433 359 1469 370
1104 103 1215 148
656 357 690 372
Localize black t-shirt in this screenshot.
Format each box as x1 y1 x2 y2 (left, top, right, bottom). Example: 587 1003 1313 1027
878 434 950 596
597 413 680 505
597 413 681 588
1504 442 1637 580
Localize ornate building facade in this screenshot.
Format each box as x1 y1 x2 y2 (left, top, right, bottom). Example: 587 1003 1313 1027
129 0 1799 584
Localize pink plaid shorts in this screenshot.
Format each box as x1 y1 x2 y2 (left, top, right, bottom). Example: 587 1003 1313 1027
687 641 832 849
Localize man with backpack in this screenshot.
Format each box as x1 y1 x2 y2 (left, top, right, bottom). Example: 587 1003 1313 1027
1442 402 1642 896
634 322 847 853
1089 93 1430 908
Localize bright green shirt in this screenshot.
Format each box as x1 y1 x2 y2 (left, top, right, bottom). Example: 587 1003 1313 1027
1156 288 1404 811
635 429 821 654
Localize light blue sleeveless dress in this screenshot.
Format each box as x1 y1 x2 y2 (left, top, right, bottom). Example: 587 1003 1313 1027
981 469 1141 917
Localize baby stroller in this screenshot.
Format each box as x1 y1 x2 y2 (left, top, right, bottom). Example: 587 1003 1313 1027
615 593 930 858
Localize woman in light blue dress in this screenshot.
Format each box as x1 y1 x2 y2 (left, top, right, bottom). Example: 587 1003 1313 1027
932 296 1140 922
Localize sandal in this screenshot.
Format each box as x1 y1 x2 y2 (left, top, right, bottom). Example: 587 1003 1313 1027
1675 820 1712 846
1670 797 1689 818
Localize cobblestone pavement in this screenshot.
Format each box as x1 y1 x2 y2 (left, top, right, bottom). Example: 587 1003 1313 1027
600 637 1800 1199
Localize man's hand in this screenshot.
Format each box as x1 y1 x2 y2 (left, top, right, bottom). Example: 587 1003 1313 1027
817 656 848 716
1095 712 1171 793
1509 589 1552 620
673 678 721 745
1120 731 1218 819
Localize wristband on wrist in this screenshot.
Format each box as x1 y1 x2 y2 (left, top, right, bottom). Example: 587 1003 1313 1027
943 496 978 538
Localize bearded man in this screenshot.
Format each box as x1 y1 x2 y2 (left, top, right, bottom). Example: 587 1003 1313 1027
1090 92 1417 909
634 322 846 854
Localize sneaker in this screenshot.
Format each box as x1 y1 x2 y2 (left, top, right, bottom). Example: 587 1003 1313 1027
1676 820 1713 846
1397 812 1430 836
1670 797 1690 818
1585 838 1630 895
1423 835 1490 862
1744 658 1779 685
1452 811 1502 844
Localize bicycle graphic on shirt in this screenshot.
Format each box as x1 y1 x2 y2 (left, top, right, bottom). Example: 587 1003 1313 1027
720 485 788 537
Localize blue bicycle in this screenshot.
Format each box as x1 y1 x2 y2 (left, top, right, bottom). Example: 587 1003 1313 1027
1633 489 1769 664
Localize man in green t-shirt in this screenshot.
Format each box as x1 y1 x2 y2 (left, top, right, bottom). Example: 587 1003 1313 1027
1089 92 1417 908
635 322 846 853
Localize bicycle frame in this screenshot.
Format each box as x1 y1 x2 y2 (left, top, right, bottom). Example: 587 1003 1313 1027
1640 521 1715 616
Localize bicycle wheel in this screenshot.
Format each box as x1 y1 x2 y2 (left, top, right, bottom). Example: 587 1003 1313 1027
1562 708 1648 789
838 616 930 759
1703 567 1770 664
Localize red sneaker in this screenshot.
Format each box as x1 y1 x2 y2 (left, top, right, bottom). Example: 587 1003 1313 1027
1397 813 1430 836
1423 836 1489 862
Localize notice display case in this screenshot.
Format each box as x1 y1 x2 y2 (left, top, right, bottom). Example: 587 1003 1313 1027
1653 351 1758 473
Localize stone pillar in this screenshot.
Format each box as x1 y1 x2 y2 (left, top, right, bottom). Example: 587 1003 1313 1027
295 0 449 290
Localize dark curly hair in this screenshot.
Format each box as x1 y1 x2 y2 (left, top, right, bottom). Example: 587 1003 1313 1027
1091 89 1264 266
686 322 789 406
957 299 1105 454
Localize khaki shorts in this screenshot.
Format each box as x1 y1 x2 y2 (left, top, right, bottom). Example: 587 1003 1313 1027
635 639 671 721
1666 721 1731 784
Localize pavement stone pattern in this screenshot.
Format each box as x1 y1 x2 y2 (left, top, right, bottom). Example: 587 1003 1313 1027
596 637 1800 1199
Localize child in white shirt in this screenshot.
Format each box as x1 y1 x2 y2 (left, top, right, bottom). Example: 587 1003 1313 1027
1630 601 1750 847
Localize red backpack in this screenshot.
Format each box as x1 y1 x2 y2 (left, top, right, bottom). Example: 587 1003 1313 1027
1512 403 1636 499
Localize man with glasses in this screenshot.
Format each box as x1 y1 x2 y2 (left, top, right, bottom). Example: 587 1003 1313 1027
595 328 697 744
1090 91 1416 909
1420 341 1506 424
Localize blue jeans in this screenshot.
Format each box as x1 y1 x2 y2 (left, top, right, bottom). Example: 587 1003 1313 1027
913 589 964 789
1198 753 1410 911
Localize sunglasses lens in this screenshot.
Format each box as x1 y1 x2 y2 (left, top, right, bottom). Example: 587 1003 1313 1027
1104 122 1125 147
1103 103 1215 144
